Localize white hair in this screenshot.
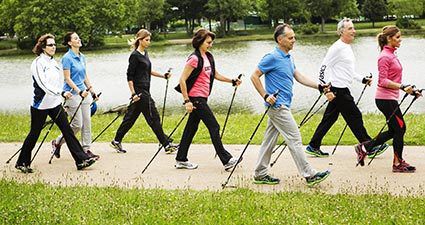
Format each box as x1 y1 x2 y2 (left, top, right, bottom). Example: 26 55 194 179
337 18 352 36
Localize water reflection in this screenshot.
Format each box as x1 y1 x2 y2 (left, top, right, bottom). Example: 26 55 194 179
1 37 424 114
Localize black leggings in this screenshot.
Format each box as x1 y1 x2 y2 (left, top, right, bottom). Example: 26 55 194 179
114 95 170 146
17 105 89 166
374 99 406 160
176 97 232 165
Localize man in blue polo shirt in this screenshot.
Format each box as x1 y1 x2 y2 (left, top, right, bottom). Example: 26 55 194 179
251 24 331 186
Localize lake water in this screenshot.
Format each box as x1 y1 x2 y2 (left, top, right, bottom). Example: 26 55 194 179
1 36 425 114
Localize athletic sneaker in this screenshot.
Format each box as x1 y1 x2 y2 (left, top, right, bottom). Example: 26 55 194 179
86 150 100 160
164 143 178 154
253 174 280 185
224 157 242 171
15 164 34 173
175 161 198 170
305 145 329 157
354 143 367 166
110 140 127 153
76 158 96 170
393 160 416 173
306 170 331 187
367 143 389 158
51 140 61 158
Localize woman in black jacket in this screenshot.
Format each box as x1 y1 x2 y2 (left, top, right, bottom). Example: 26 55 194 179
110 29 178 153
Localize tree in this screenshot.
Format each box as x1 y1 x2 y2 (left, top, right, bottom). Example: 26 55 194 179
0 0 28 36
206 0 252 37
305 0 344 32
388 0 423 18
166 0 208 35
12 0 128 48
339 0 360 19
362 0 387 28
136 0 165 31
257 0 307 27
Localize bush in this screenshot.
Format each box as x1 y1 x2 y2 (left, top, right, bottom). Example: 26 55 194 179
16 38 35 50
151 32 165 41
396 18 421 29
299 23 319 35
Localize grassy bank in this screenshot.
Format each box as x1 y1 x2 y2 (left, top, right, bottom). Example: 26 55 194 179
1 112 425 145
0 179 424 224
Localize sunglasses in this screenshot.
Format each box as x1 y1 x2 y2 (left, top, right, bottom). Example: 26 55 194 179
46 43 57 47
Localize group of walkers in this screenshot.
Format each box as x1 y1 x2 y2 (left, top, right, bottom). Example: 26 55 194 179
14 17 422 187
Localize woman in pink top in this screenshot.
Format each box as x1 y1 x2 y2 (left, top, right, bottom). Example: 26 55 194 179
174 28 242 170
375 26 415 173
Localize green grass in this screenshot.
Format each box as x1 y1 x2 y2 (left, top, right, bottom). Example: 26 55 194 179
0 179 424 224
1 111 425 145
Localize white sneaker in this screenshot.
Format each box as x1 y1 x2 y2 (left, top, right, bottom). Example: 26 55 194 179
224 157 242 171
175 161 198 170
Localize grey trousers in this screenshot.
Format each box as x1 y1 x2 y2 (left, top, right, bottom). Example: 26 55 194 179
254 106 317 178
56 94 92 151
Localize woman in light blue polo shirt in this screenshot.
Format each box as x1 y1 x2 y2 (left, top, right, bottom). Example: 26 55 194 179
51 32 99 160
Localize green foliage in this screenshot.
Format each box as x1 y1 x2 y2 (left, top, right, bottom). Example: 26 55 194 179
305 0 345 32
298 23 320 34
339 0 361 19
1 180 425 224
207 0 253 36
396 18 422 29
362 0 388 28
389 0 423 18
257 0 308 25
135 0 165 30
9 0 129 49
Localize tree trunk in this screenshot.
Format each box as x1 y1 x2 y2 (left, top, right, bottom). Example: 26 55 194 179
321 17 325 33
185 18 190 35
208 19 212 31
226 19 230 33
372 20 375 28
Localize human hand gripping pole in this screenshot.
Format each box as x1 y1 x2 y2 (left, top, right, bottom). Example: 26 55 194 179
332 73 372 155
222 90 279 189
367 88 424 166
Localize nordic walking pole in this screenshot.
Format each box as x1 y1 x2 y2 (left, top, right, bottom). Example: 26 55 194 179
367 90 423 166
214 74 243 158
161 68 172 126
220 74 243 139
270 99 328 167
91 94 140 144
47 89 89 164
6 148 22 164
332 74 372 155
141 112 189 174
222 91 279 189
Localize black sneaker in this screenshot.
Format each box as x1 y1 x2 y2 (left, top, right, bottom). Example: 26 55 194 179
15 164 34 173
76 158 96 170
51 140 61 158
253 174 280 185
164 143 178 154
86 150 100 160
305 145 329 157
110 140 127 153
306 170 330 187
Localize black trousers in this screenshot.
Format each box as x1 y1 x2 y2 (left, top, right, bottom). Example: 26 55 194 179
176 97 232 165
114 95 170 146
17 105 89 167
309 87 374 150
374 99 406 160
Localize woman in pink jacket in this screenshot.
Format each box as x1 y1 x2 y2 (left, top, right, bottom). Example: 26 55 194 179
375 26 415 173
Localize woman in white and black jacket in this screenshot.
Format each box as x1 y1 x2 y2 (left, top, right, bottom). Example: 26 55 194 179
15 34 96 173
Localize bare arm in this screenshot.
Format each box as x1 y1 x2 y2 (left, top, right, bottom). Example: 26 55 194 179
151 70 169 79
251 67 276 105
294 69 319 90
179 65 195 112
64 69 88 97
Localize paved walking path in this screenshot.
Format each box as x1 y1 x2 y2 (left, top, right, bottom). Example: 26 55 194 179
1 143 424 196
